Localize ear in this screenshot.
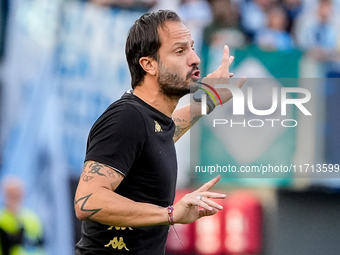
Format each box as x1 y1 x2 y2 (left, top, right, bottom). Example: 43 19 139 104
139 57 157 76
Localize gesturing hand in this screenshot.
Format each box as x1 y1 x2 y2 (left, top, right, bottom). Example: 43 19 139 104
172 175 226 224
205 45 234 80
202 45 247 105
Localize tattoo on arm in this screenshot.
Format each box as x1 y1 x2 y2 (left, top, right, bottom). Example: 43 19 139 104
173 118 187 123
81 162 88 175
173 115 202 140
107 169 123 179
82 175 94 182
75 193 102 220
88 162 106 176
81 162 92 182
107 170 115 178
81 161 124 188
173 118 189 139
107 169 124 190
174 125 187 138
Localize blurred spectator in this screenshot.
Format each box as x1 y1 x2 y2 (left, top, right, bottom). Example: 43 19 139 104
300 0 340 12
203 0 247 49
90 0 157 10
240 0 276 38
0 176 45 255
281 0 302 33
294 0 340 62
179 0 213 55
254 5 294 51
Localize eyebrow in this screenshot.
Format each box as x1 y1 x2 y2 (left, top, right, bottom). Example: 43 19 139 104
172 40 195 48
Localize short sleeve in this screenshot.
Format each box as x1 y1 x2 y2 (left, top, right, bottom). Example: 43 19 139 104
85 103 147 176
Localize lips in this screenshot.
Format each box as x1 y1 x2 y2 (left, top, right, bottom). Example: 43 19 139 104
191 70 201 80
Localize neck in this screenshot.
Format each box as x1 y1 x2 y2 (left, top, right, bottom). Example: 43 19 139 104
133 80 178 117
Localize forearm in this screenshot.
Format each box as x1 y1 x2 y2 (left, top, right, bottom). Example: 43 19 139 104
172 102 203 143
74 163 227 228
75 187 169 227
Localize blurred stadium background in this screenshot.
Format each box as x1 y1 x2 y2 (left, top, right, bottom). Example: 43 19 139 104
0 0 340 254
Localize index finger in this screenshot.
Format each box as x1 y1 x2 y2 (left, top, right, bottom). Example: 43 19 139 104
220 45 230 74
196 175 221 192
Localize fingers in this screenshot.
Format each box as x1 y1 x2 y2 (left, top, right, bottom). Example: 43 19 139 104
198 191 226 199
196 175 221 192
193 177 226 212
201 196 224 210
173 182 226 224
219 45 235 76
194 195 224 211
204 45 234 81
229 55 234 66
220 45 230 74
195 192 226 210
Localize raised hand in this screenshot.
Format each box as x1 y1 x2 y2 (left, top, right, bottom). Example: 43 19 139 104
205 45 234 80
202 45 247 105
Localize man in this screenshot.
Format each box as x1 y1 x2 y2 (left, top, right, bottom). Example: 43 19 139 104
74 10 246 255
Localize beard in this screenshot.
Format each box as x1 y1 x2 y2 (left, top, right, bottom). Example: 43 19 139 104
157 61 198 100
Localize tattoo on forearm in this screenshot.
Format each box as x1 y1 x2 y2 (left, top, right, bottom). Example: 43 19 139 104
173 115 202 139
75 193 102 219
88 162 106 176
174 125 188 139
173 118 187 123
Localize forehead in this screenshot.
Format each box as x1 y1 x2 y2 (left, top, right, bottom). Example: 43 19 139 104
158 21 192 46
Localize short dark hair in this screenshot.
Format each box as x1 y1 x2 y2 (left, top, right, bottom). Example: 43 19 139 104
125 10 181 89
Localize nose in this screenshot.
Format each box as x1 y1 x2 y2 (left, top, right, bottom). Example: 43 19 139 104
189 49 201 67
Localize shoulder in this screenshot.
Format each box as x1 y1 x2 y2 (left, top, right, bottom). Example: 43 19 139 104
102 92 147 122
89 93 149 138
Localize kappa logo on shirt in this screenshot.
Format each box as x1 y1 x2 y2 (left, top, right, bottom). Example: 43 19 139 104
154 121 163 132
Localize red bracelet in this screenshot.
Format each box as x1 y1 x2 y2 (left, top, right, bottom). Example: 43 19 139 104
167 206 174 225
166 205 184 246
